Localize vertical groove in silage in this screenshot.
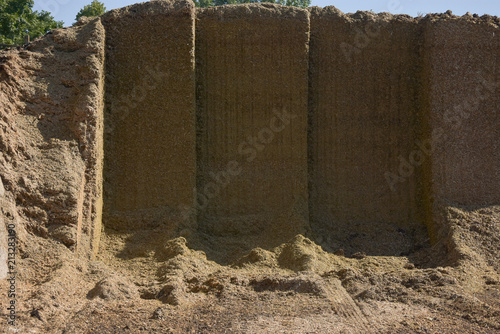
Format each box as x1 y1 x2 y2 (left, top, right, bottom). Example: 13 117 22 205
102 1 197 231
427 19 500 207
308 8 428 253
196 5 310 249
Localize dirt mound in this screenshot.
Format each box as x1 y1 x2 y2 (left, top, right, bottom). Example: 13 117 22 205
87 274 140 301
0 1 499 333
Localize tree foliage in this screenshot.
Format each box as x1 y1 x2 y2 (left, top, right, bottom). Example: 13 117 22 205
75 0 106 23
0 0 62 46
193 0 311 9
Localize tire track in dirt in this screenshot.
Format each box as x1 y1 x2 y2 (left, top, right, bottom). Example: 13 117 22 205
322 278 375 333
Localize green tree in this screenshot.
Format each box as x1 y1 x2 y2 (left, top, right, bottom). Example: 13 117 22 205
0 0 62 46
75 0 106 23
193 0 311 9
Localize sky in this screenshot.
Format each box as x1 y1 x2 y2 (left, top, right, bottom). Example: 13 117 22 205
33 0 500 27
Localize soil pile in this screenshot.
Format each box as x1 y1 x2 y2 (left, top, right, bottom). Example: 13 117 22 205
0 1 499 333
